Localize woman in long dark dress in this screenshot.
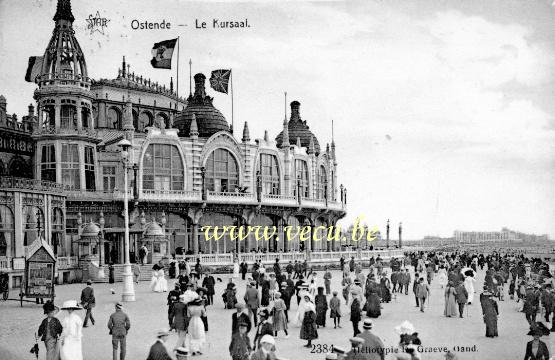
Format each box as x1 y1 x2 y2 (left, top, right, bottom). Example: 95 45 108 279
380 273 391 303
314 287 328 328
350 297 362 336
300 294 318 347
225 282 237 309
280 282 291 323
366 284 382 318
481 291 499 337
261 277 270 307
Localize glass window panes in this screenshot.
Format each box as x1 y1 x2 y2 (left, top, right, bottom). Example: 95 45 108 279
206 149 239 192
295 159 309 198
61 144 80 190
102 166 116 192
259 154 280 195
40 144 56 182
142 144 184 191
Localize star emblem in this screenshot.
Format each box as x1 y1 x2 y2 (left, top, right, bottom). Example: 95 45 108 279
86 11 110 35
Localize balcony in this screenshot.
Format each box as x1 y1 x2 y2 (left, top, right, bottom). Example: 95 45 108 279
65 189 133 201
0 176 64 194
33 125 99 140
206 191 256 204
36 73 91 90
141 189 201 202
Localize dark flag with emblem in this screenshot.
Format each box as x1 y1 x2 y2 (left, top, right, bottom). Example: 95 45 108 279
209 69 231 94
25 56 43 82
150 38 178 69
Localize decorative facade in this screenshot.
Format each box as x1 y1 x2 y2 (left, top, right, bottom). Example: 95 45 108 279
0 0 347 285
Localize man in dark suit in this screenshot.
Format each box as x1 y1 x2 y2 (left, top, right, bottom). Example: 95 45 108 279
358 319 385 360
455 282 469 318
146 330 172 360
244 282 260 326
81 280 95 327
232 303 252 335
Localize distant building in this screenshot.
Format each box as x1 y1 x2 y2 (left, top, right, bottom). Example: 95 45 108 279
453 228 549 244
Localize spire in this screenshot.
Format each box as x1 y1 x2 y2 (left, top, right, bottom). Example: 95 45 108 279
190 113 199 138
308 136 315 155
53 0 75 23
290 101 301 122
264 130 269 142
170 77 174 93
326 143 330 156
122 56 126 77
242 122 250 143
331 119 336 159
296 137 302 148
281 118 289 150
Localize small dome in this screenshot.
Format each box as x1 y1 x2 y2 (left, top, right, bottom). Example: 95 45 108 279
174 73 230 138
81 221 100 238
144 221 165 238
275 101 321 154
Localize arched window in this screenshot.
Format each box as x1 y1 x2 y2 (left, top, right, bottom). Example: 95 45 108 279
156 113 169 129
294 159 309 198
0 205 14 257
139 111 153 131
107 107 121 129
51 207 64 256
23 206 44 246
143 144 184 190
259 153 280 195
132 110 139 130
60 104 76 128
206 149 239 193
317 165 327 199
9 156 31 178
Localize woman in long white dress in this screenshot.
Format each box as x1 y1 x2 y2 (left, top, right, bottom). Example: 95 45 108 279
437 266 448 288
233 259 240 279
150 265 159 291
59 300 83 360
187 298 206 355
156 268 168 292
295 290 311 327
464 275 476 305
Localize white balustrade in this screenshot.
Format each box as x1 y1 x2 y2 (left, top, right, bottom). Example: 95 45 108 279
140 189 201 202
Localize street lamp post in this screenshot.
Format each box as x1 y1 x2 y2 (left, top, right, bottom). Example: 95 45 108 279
117 139 135 302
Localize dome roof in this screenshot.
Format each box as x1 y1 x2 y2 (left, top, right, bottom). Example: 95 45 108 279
275 101 321 155
174 73 230 138
144 221 165 238
81 221 100 238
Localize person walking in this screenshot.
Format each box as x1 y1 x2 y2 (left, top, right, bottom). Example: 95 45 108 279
480 290 499 338
229 321 252 360
250 335 277 360
132 264 141 284
324 267 332 295
330 291 342 329
524 328 549 360
401 268 411 295
244 281 260 326
202 270 216 305
412 272 420 307
107 302 130 360
273 292 288 338
358 319 385 360
240 261 248 281
80 280 95 327
38 301 63 360
232 303 252 335
416 278 430 312
455 282 468 318
254 309 274 350
59 300 84 360
171 294 189 350
146 330 172 360
350 296 362 337
444 281 458 318
315 287 328 328
300 294 318 348
464 274 476 305
187 298 206 355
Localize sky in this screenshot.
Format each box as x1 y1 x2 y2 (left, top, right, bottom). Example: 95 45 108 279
1 0 554 240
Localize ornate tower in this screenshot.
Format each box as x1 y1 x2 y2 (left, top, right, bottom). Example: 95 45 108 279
33 0 100 191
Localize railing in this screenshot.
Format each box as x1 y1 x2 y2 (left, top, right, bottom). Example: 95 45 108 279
57 256 79 269
141 189 201 202
0 176 64 194
175 250 404 266
65 189 133 201
36 73 91 89
206 191 257 203
34 125 98 138
261 193 297 206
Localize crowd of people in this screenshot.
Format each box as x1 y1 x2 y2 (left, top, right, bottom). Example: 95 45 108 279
31 249 555 360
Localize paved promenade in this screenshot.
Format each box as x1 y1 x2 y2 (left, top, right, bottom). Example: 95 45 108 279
0 266 543 359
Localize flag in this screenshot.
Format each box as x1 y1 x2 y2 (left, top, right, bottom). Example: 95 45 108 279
150 38 177 69
25 56 43 82
209 69 231 94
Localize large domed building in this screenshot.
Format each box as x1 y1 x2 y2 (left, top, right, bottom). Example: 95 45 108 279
0 0 348 286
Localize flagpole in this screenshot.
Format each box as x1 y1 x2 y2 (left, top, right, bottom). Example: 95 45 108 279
231 69 234 136
189 59 192 96
176 36 180 99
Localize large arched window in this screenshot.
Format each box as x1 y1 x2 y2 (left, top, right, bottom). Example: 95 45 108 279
23 206 44 246
143 144 184 190
139 111 153 131
52 208 64 256
259 153 280 195
205 149 239 193
0 205 14 257
107 107 121 129
294 159 309 198
317 165 327 199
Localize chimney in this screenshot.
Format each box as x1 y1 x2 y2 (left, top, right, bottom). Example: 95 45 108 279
28 103 35 117
290 101 301 122
193 73 207 98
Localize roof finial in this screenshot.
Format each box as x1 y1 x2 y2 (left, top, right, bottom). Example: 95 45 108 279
53 0 75 23
296 137 302 148
308 136 315 155
242 122 250 143
190 113 199 138
264 130 269 142
122 56 126 77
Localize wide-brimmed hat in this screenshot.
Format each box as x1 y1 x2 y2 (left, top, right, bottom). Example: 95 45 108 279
362 319 373 330
280 281 287 286
349 337 364 346
86 280 92 285
156 329 170 337
43 301 59 315
189 298 202 306
260 334 275 345
235 303 245 310
527 328 544 336
61 300 82 310
175 347 189 355
332 346 347 354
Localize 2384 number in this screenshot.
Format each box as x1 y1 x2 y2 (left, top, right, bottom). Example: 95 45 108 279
311 344 334 353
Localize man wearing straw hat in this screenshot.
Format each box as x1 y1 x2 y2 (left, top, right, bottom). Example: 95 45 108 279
108 302 130 360
37 300 62 360
146 330 172 360
358 319 385 360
